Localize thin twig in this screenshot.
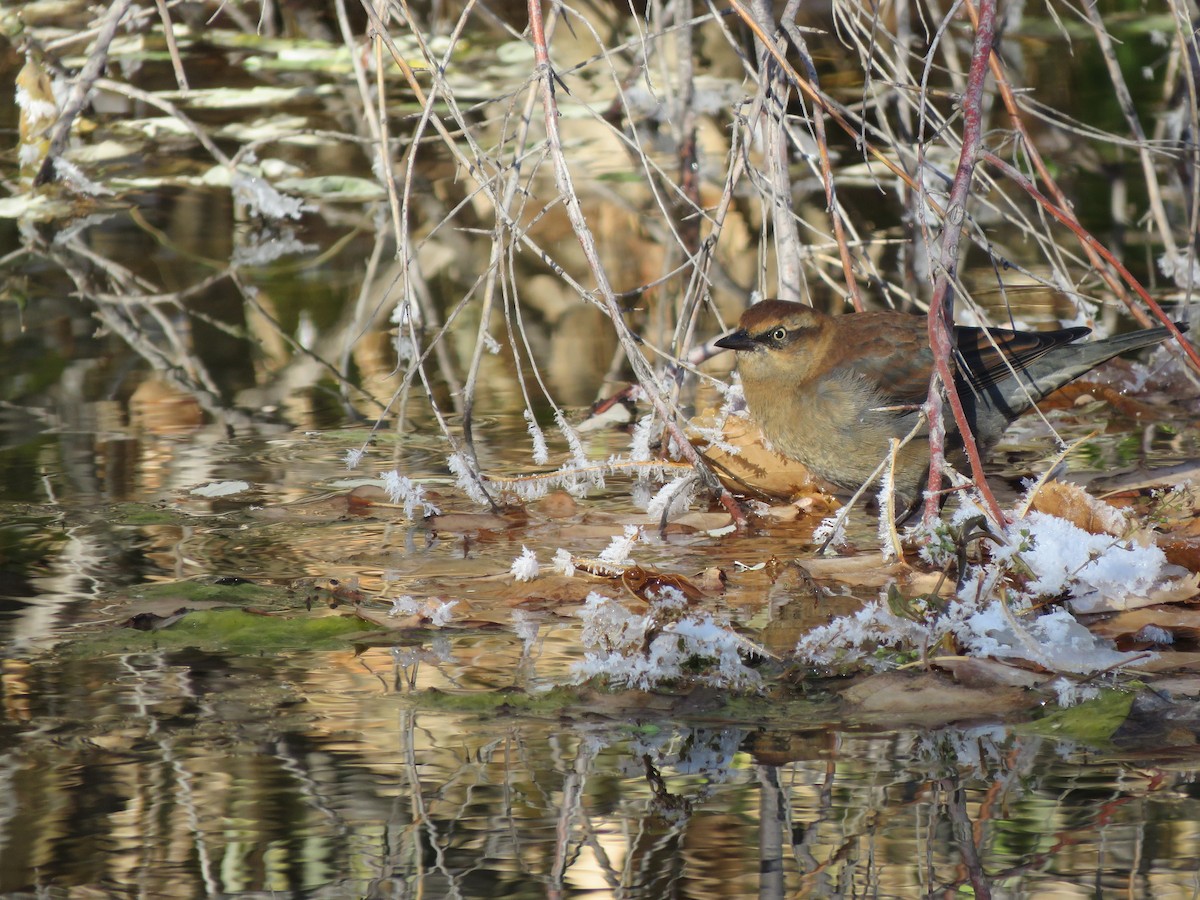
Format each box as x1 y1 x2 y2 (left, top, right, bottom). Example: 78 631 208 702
35 0 135 186
526 0 745 526
922 0 1005 527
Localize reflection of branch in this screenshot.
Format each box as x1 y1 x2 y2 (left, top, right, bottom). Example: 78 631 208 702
32 230 260 427
940 777 994 898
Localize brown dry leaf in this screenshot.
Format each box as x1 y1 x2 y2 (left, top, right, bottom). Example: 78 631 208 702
1160 536 1200 573
355 608 424 630
669 511 736 533
499 575 600 606
1162 518 1200 540
1027 481 1126 536
935 657 1050 690
1039 380 1161 418
620 566 706 604
533 491 578 518
839 671 1036 723
691 409 825 500
695 567 727 595
799 554 943 593
1086 605 1200 645
1091 462 1200 497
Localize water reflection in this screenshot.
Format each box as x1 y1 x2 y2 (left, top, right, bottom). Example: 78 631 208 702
5 642 1200 897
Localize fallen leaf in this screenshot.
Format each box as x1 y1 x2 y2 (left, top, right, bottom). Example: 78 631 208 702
691 409 825 500
1040 380 1162 418
534 491 578 518
1028 481 1126 536
620 566 706 604
839 671 1035 724
935 656 1050 689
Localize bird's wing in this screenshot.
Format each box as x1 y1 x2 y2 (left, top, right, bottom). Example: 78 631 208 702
834 315 935 407
954 325 1092 392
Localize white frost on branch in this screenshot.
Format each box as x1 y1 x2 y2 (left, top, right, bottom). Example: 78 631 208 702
510 546 540 582
382 470 441 519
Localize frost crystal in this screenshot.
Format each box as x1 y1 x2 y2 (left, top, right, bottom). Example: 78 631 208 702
344 447 366 470
447 452 490 506
630 414 656 462
796 506 1166 676
389 595 419 616
599 525 640 565
53 159 113 197
555 408 589 467
428 600 458 627
553 548 576 577
510 546 540 582
572 592 760 690
389 595 458 626
231 172 310 220
382 471 441 519
15 85 57 122
1007 511 1165 609
812 515 847 550
1050 677 1101 707
525 409 549 465
645 475 698 521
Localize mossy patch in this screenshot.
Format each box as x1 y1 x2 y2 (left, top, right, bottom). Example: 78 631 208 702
1017 689 1135 744
78 608 366 656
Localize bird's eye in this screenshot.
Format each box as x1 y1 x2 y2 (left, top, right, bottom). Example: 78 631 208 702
770 327 788 342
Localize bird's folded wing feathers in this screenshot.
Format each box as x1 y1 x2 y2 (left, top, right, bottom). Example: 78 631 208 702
953 325 1092 392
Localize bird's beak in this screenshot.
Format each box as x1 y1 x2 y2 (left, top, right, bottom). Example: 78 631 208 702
714 329 757 352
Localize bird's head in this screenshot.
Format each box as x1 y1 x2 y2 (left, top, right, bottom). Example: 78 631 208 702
714 300 832 383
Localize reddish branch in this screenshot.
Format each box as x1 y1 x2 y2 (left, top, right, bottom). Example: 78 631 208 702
984 151 1200 368
922 0 1004 526
961 0 1144 324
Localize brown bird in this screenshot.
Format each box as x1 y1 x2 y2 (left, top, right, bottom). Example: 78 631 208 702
714 300 1184 511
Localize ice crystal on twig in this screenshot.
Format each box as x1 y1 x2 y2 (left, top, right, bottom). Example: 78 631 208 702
630 414 656 462
812 515 847 551
598 525 640 565
555 408 589 467
448 451 490 506
645 474 699 521
525 409 549 465
572 593 760 690
510 546 540 582
382 471 441 519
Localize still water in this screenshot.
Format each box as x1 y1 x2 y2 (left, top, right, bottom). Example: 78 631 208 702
3 352 1199 897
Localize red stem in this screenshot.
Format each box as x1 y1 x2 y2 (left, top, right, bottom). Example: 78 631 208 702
923 0 1006 527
